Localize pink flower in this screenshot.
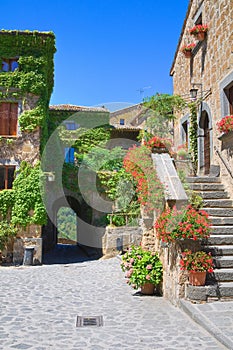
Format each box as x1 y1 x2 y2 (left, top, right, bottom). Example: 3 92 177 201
146 264 152 270
146 275 151 280
130 258 134 264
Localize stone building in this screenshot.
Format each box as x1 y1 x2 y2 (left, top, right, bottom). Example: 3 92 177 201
0 30 56 264
170 0 232 179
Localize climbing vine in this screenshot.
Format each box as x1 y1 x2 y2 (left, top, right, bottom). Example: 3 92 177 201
0 161 47 229
188 102 198 175
0 30 56 149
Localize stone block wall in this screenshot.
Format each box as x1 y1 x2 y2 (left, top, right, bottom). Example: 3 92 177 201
171 0 233 176
102 226 142 258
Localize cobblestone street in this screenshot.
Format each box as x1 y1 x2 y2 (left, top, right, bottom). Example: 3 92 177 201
0 255 227 350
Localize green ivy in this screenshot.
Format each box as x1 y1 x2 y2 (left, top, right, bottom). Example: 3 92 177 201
11 161 47 227
0 30 56 150
0 220 17 251
188 102 198 175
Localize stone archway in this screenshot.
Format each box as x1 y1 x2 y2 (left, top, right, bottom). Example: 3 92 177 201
198 103 213 175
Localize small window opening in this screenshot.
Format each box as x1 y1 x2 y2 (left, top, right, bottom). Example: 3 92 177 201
1 58 19 72
0 165 15 190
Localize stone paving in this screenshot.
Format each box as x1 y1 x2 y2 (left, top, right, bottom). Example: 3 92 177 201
0 253 228 350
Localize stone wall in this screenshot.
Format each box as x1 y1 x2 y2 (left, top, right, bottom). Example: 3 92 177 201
171 0 233 180
102 226 142 258
157 239 202 305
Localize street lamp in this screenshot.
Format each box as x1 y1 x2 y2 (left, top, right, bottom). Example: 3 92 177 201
190 83 203 101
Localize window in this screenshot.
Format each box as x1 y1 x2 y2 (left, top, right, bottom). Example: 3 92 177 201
0 102 18 136
64 121 79 130
225 85 233 115
0 166 15 190
120 119 125 125
182 120 188 144
1 58 19 72
64 147 75 163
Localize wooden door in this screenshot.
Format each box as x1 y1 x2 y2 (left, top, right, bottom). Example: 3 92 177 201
203 115 210 175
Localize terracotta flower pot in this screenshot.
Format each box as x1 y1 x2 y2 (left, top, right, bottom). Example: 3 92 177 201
140 283 155 295
182 51 192 58
189 271 207 286
194 32 206 41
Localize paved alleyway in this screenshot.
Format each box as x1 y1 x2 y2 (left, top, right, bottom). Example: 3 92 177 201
0 257 227 350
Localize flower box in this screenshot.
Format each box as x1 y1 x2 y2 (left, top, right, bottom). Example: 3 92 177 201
189 24 208 41
180 43 196 58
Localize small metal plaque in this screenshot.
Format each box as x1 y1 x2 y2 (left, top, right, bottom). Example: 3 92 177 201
76 315 103 327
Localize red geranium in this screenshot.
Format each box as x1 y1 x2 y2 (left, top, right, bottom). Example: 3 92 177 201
217 115 233 134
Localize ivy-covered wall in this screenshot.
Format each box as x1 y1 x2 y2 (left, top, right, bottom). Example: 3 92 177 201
0 30 56 147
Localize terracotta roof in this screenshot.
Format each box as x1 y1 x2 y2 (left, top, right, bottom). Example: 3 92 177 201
170 0 193 76
49 104 109 112
111 124 142 131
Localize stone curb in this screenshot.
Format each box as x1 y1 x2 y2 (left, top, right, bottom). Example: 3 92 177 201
179 299 233 350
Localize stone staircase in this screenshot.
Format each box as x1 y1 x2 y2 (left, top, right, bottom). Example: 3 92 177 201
185 176 233 302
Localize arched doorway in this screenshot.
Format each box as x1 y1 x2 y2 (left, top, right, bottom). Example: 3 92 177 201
198 109 212 175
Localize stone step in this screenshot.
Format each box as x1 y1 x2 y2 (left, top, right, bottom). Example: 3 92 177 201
198 191 229 199
214 256 233 268
211 226 233 234
209 216 233 225
189 183 225 191
204 245 233 256
204 235 233 245
186 177 221 183
203 199 233 207
212 268 233 282
186 282 233 302
204 208 233 217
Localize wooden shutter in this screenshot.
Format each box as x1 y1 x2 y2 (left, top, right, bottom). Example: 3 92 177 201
0 103 10 135
9 103 18 136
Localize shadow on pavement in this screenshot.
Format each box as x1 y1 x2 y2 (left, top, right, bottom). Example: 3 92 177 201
43 244 101 265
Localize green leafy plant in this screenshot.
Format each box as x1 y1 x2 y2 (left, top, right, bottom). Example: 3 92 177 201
188 103 198 174
0 220 16 251
155 205 210 243
0 30 56 150
121 245 163 289
180 249 214 272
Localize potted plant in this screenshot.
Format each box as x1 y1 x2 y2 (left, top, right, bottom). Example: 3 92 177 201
180 249 214 286
180 43 196 58
121 245 163 294
155 205 210 243
217 115 233 134
177 143 189 160
189 24 208 41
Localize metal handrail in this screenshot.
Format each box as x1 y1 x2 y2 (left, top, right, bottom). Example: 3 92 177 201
214 146 233 179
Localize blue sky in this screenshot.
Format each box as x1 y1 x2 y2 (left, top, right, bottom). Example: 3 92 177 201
1 0 189 110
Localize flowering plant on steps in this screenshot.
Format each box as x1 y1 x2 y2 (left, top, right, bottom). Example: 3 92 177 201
180 249 214 273
120 245 163 290
154 205 210 243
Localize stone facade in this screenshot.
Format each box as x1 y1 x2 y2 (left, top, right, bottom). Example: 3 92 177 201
170 0 233 188
102 226 142 258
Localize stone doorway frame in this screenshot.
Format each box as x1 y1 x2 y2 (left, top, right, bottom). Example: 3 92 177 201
197 102 213 175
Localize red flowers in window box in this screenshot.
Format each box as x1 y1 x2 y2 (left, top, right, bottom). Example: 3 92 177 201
180 43 196 57
217 115 233 134
189 24 208 41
